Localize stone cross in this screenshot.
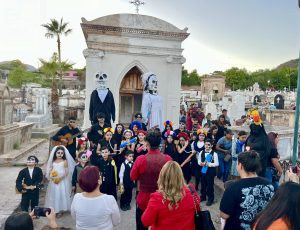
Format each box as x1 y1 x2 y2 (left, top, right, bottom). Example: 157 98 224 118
129 0 145 14
276 97 280 104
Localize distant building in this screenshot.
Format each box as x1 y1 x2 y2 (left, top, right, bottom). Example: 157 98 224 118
200 74 226 101
62 70 85 90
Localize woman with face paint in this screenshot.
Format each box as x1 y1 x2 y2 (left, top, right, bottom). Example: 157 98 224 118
45 146 76 217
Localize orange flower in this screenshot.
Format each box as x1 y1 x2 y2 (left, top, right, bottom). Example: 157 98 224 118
50 169 58 177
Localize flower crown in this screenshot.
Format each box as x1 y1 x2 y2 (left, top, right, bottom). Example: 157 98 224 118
164 120 173 127
123 129 133 136
177 132 189 141
78 137 88 145
164 130 176 138
129 120 142 130
197 129 207 136
248 108 262 125
104 127 114 134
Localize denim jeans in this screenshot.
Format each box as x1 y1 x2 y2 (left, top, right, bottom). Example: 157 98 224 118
218 153 231 182
265 167 279 190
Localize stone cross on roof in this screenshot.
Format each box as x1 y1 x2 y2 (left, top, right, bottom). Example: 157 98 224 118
129 0 145 14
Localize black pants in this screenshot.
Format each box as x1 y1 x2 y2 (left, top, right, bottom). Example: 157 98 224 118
136 206 148 230
21 190 39 212
200 168 216 202
120 186 133 207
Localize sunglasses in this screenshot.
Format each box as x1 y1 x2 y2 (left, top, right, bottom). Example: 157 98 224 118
69 121 76 123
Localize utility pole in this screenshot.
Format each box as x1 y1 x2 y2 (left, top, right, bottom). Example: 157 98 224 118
292 1 300 166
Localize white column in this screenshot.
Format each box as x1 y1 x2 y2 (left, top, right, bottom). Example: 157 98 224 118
82 48 105 129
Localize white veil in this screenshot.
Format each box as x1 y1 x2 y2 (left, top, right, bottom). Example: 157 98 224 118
46 145 76 182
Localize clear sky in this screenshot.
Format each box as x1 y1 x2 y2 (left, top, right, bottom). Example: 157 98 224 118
0 0 299 74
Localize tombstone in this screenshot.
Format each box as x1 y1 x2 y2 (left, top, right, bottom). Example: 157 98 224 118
24 88 60 138
0 83 34 157
205 102 218 120
274 94 284 109
228 95 246 125
253 95 261 105
253 82 260 94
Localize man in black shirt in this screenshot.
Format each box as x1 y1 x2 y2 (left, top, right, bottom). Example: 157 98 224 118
52 117 81 160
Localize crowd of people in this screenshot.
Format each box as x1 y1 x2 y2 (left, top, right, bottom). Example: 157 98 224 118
8 104 300 230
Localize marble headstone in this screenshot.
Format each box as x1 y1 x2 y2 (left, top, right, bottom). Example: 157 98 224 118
253 95 261 105
274 94 284 109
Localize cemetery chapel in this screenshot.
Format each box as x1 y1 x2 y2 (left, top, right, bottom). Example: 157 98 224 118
81 13 189 128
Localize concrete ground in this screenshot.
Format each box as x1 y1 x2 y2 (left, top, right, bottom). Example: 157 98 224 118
0 141 224 229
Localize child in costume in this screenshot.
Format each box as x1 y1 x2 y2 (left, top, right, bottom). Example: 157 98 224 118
120 129 136 156
98 146 117 200
97 127 117 155
45 145 76 217
134 130 148 161
72 152 90 193
163 130 177 161
161 120 173 140
76 137 88 160
129 120 142 138
199 139 219 206
16 155 43 212
192 129 207 191
119 151 135 211
231 130 247 179
176 132 193 183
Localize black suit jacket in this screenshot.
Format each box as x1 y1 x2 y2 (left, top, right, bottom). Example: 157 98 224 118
16 167 43 193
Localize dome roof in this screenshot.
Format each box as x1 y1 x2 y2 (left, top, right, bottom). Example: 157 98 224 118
81 13 188 33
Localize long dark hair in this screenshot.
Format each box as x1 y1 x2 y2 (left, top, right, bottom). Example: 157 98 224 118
52 146 67 161
267 132 278 148
253 182 300 230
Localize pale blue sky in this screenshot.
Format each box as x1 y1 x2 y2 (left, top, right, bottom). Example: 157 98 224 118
0 0 299 74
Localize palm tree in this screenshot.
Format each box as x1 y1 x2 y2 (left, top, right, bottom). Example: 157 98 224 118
39 53 73 121
41 18 72 96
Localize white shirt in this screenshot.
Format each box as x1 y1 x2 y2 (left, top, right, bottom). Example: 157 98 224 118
197 150 219 167
28 167 34 179
97 88 108 103
71 193 120 230
119 160 133 184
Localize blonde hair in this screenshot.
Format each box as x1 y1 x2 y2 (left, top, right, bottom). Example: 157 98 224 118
157 161 185 210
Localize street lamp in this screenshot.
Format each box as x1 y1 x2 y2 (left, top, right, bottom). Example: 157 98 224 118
267 80 270 89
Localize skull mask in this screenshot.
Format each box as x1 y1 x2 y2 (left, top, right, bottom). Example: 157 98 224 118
95 72 108 90
147 74 158 94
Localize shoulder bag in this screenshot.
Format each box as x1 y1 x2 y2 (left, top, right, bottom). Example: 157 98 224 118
188 184 216 230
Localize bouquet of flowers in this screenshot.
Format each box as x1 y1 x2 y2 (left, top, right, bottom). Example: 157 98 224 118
50 169 61 184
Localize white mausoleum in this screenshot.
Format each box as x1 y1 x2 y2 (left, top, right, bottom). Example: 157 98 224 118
81 14 189 128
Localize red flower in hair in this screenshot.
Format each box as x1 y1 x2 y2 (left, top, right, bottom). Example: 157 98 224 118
177 132 189 141
78 137 88 145
137 130 147 135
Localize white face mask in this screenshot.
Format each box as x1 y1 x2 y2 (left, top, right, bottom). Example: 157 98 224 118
148 75 158 93
95 72 108 90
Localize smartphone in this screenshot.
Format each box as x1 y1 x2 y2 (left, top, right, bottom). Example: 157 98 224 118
34 207 51 217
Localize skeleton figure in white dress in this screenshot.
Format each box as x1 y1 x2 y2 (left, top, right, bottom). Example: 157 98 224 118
141 72 164 131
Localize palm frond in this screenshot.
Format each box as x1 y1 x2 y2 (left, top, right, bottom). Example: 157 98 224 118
45 32 54 38
64 28 72 36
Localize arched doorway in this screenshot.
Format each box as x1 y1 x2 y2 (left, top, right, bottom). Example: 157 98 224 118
119 66 143 125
